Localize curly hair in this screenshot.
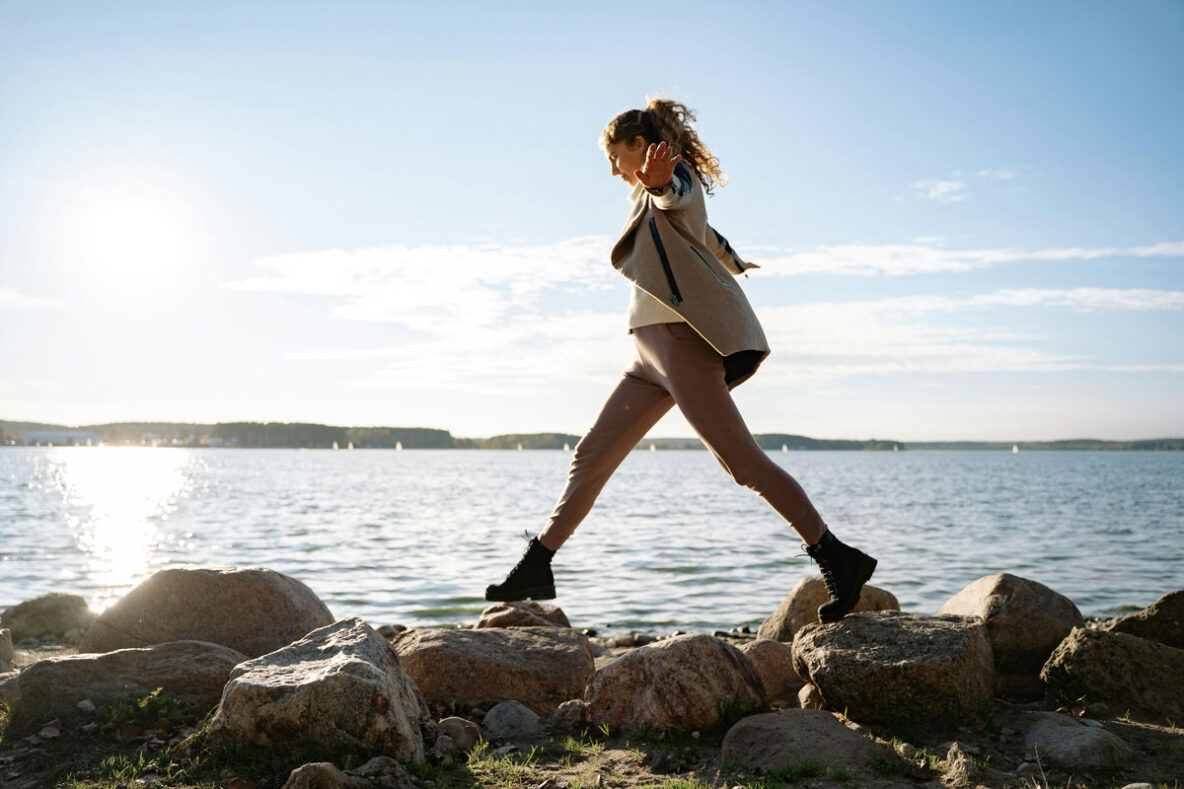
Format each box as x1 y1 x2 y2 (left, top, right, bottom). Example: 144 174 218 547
600 97 727 196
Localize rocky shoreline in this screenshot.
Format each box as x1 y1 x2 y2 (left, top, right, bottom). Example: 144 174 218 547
1 569 1181 789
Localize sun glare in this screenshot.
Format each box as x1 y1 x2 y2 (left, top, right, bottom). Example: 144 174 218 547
53 446 195 610
68 182 200 284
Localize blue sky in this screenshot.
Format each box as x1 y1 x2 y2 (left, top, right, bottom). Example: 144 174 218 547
1 1 1181 440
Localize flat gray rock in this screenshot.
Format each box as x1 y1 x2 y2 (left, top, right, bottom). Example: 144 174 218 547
482 699 541 740
1025 712 1135 768
721 708 892 771
792 611 993 725
8 640 244 736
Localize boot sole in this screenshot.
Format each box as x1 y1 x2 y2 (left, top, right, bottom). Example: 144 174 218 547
818 555 877 624
484 584 557 602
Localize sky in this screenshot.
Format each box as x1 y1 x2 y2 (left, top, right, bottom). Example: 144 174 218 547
1 0 1182 441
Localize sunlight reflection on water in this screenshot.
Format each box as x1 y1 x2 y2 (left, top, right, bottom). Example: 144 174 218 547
1 447 1181 633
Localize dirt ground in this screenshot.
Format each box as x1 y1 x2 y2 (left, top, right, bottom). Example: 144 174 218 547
2 644 1182 789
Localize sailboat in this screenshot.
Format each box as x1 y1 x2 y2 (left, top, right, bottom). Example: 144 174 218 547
1012 443 1019 454
649 443 656 452
332 441 339 450
781 443 788 453
563 442 571 452
395 441 403 451
517 442 523 451
347 441 354 450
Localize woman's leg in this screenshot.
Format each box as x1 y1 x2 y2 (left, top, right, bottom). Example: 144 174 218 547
650 325 827 544
538 363 674 551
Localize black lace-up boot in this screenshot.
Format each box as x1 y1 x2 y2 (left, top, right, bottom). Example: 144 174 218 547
484 536 556 602
805 530 877 623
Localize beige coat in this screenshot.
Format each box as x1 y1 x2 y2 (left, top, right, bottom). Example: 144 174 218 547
609 163 770 385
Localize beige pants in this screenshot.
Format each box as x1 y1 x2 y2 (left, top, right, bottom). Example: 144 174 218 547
539 322 827 550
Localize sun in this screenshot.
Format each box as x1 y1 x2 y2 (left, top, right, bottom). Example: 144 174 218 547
70 182 200 283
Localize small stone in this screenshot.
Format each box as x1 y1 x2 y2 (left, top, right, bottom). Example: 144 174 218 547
77 699 96 714
1119 784 1156 789
1000 727 1017 736
898 742 919 759
493 744 517 756
1016 761 1041 775
81 723 98 733
1080 718 1104 728
482 699 542 740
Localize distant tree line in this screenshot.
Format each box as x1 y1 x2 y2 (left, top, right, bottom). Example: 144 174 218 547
2 420 1182 451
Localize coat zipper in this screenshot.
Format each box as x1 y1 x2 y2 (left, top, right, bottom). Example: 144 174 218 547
648 217 683 307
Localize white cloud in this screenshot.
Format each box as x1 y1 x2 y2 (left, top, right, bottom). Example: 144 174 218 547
224 236 616 334
749 240 1184 277
913 178 968 203
975 168 1020 180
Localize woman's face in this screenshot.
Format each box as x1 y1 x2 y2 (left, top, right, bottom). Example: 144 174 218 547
604 135 648 186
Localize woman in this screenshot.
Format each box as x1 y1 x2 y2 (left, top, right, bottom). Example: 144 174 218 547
485 99 877 624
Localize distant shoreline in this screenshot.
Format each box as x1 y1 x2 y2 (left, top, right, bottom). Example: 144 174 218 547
3 419 1182 451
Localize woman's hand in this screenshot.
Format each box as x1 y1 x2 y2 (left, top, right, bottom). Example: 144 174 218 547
634 141 682 190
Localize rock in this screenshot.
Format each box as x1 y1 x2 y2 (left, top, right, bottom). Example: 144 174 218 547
281 756 415 789
438 716 482 751
758 575 899 642
798 683 826 710
1 593 96 642
721 709 892 771
80 567 334 658
0 628 12 671
206 617 428 765
1041 627 1184 719
1101 590 1184 649
944 741 983 785
607 632 656 648
584 633 765 732
482 700 542 740
736 638 803 705
0 670 18 706
939 573 1084 700
1119 784 1156 789
390 626 593 716
550 699 590 731
7 640 244 736
1024 712 1135 768
792 611 993 725
375 624 407 638
474 602 571 629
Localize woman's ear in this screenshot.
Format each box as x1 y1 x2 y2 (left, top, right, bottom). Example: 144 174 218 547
629 135 647 151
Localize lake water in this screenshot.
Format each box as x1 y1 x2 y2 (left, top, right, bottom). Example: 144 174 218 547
1 446 1181 635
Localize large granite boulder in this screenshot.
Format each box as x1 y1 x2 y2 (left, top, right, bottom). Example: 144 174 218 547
207 618 427 765
1024 712 1136 768
737 638 803 705
792 611 993 725
721 709 892 771
583 633 765 732
1040 627 1184 719
1 593 96 642
80 567 334 658
390 626 593 717
7 640 244 736
474 601 571 629
758 575 899 642
1101 590 1184 649
939 573 1083 700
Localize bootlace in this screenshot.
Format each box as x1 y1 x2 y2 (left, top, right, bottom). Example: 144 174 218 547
802 542 840 599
